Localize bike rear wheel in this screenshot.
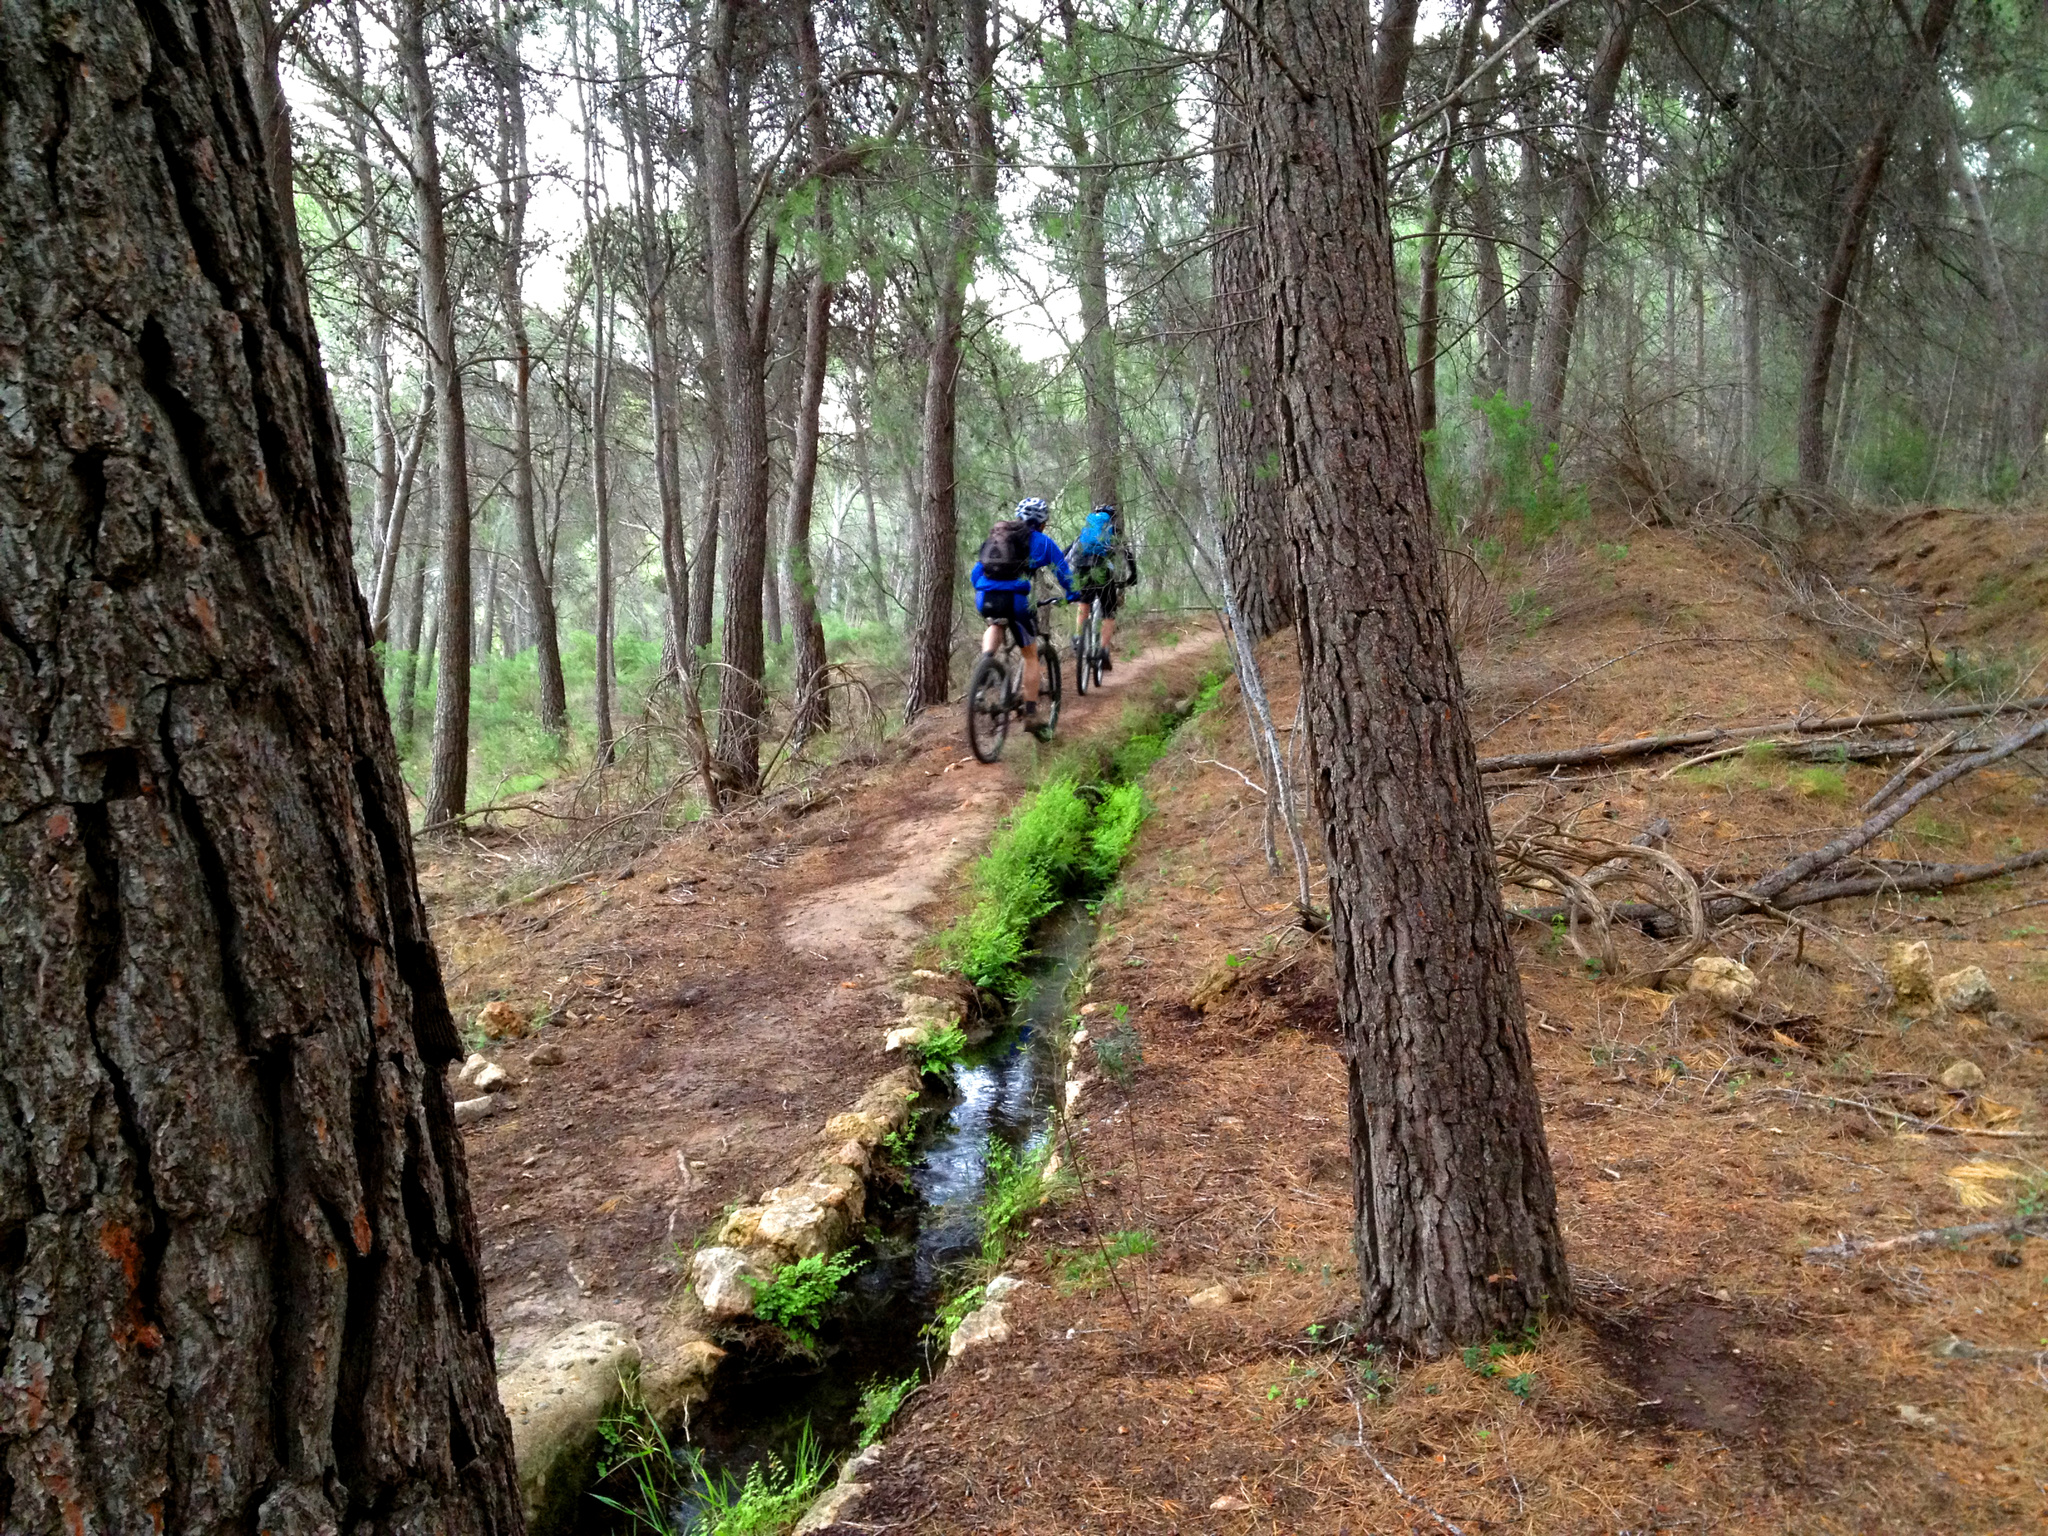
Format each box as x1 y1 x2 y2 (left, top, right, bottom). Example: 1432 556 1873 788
1085 606 1104 689
1073 617 1091 696
966 653 1010 763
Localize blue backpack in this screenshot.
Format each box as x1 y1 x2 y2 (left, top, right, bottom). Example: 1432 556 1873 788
1073 509 1115 562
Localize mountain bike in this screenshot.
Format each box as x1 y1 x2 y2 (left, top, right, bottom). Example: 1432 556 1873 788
965 592 1066 763
1072 591 1105 695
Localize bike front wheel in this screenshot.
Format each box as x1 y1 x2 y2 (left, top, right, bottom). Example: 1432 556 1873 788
966 653 1010 763
1038 646 1063 737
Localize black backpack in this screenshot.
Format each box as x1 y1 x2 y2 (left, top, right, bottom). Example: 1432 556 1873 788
979 519 1033 582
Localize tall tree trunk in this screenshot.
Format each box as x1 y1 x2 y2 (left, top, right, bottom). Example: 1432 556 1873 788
342 0 398 581
1504 15 1543 404
1056 0 1120 512
1530 0 1638 443
1239 0 1569 1352
1469 132 1510 397
783 0 834 741
620 5 693 690
849 359 891 626
1940 104 2020 478
396 480 435 742
0 1 523 1524
401 0 475 829
580 20 617 764
1414 0 1489 439
691 295 726 655
904 0 998 716
1211 13 1292 640
1739 235 1762 473
1796 0 1960 485
1372 0 1423 124
369 398 431 637
480 535 501 661
495 1 567 731
702 0 771 793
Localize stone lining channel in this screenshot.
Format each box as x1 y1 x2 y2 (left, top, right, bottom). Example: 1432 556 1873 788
498 911 1098 1534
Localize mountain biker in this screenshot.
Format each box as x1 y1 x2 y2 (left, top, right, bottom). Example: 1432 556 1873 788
1067 503 1139 673
971 496 1076 738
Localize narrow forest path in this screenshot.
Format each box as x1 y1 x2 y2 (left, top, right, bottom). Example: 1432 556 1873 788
430 624 1227 1380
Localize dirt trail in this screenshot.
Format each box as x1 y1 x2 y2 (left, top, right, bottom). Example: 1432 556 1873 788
434 625 1225 1374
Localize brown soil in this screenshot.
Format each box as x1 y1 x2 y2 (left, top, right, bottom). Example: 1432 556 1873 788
425 625 1229 1373
848 513 2048 1535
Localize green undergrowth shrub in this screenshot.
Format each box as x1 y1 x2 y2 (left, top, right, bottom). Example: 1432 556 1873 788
597 1400 828 1536
853 1375 920 1448
746 1251 862 1350
981 1136 1060 1267
945 776 1094 993
910 1024 968 1075
1083 783 1149 882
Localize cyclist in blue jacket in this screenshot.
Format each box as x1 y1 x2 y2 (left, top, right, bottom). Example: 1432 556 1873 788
970 497 1076 737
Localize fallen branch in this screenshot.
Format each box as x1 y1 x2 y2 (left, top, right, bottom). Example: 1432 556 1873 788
1755 1086 2048 1139
1804 1216 2046 1263
455 869 601 922
1736 715 2048 909
1862 730 1959 813
1476 696 2048 776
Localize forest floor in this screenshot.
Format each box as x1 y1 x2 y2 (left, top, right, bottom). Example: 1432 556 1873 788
840 506 2048 1535
425 505 2048 1535
419 624 1229 1375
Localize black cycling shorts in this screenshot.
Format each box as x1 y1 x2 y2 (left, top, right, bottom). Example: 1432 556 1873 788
976 587 1037 646
1076 561 1123 617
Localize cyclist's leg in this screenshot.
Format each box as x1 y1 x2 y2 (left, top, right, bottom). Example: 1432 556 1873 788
1100 582 1120 662
1016 606 1042 704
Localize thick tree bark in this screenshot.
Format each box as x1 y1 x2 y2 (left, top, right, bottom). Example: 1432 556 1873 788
1795 0 1960 485
1211 14 1292 640
399 0 475 830
1530 0 1637 443
702 0 771 793
1240 0 1569 1351
1414 0 1490 439
0 0 523 1526
904 0 998 716
494 4 567 732
784 0 833 741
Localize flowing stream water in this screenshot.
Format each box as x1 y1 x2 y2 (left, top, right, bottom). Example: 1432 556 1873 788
652 903 1099 1524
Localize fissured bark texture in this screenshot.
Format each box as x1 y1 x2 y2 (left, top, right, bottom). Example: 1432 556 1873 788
1238 0 1570 1351
0 0 524 1527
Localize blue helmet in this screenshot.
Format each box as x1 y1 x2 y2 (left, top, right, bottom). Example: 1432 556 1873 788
1015 496 1050 527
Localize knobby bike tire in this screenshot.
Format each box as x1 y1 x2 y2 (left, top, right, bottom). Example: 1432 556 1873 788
1040 646 1063 736
966 653 1010 763
1074 620 1091 697
1086 607 1104 689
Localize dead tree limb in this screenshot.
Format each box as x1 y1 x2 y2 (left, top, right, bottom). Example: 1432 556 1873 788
1738 716 2048 907
1805 1216 2045 1262
1757 1086 2048 1139
1861 729 1959 813
1477 696 2048 776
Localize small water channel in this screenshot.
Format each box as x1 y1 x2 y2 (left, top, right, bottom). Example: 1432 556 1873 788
653 903 1099 1524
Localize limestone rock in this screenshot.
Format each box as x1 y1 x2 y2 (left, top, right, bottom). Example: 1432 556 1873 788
1934 966 1996 1016
474 1062 512 1093
691 1246 769 1322
898 991 965 1029
478 998 529 1040
824 1138 872 1174
458 1052 489 1085
1886 941 1935 1003
501 1321 639 1536
1188 1280 1249 1309
793 1481 870 1534
753 1175 861 1260
824 1110 891 1146
640 1330 725 1420
1939 1059 1986 1091
947 1299 1011 1358
455 1095 499 1126
884 1021 935 1053
528 1040 567 1067
1687 956 1757 1012
718 1206 765 1249
985 1273 1026 1302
